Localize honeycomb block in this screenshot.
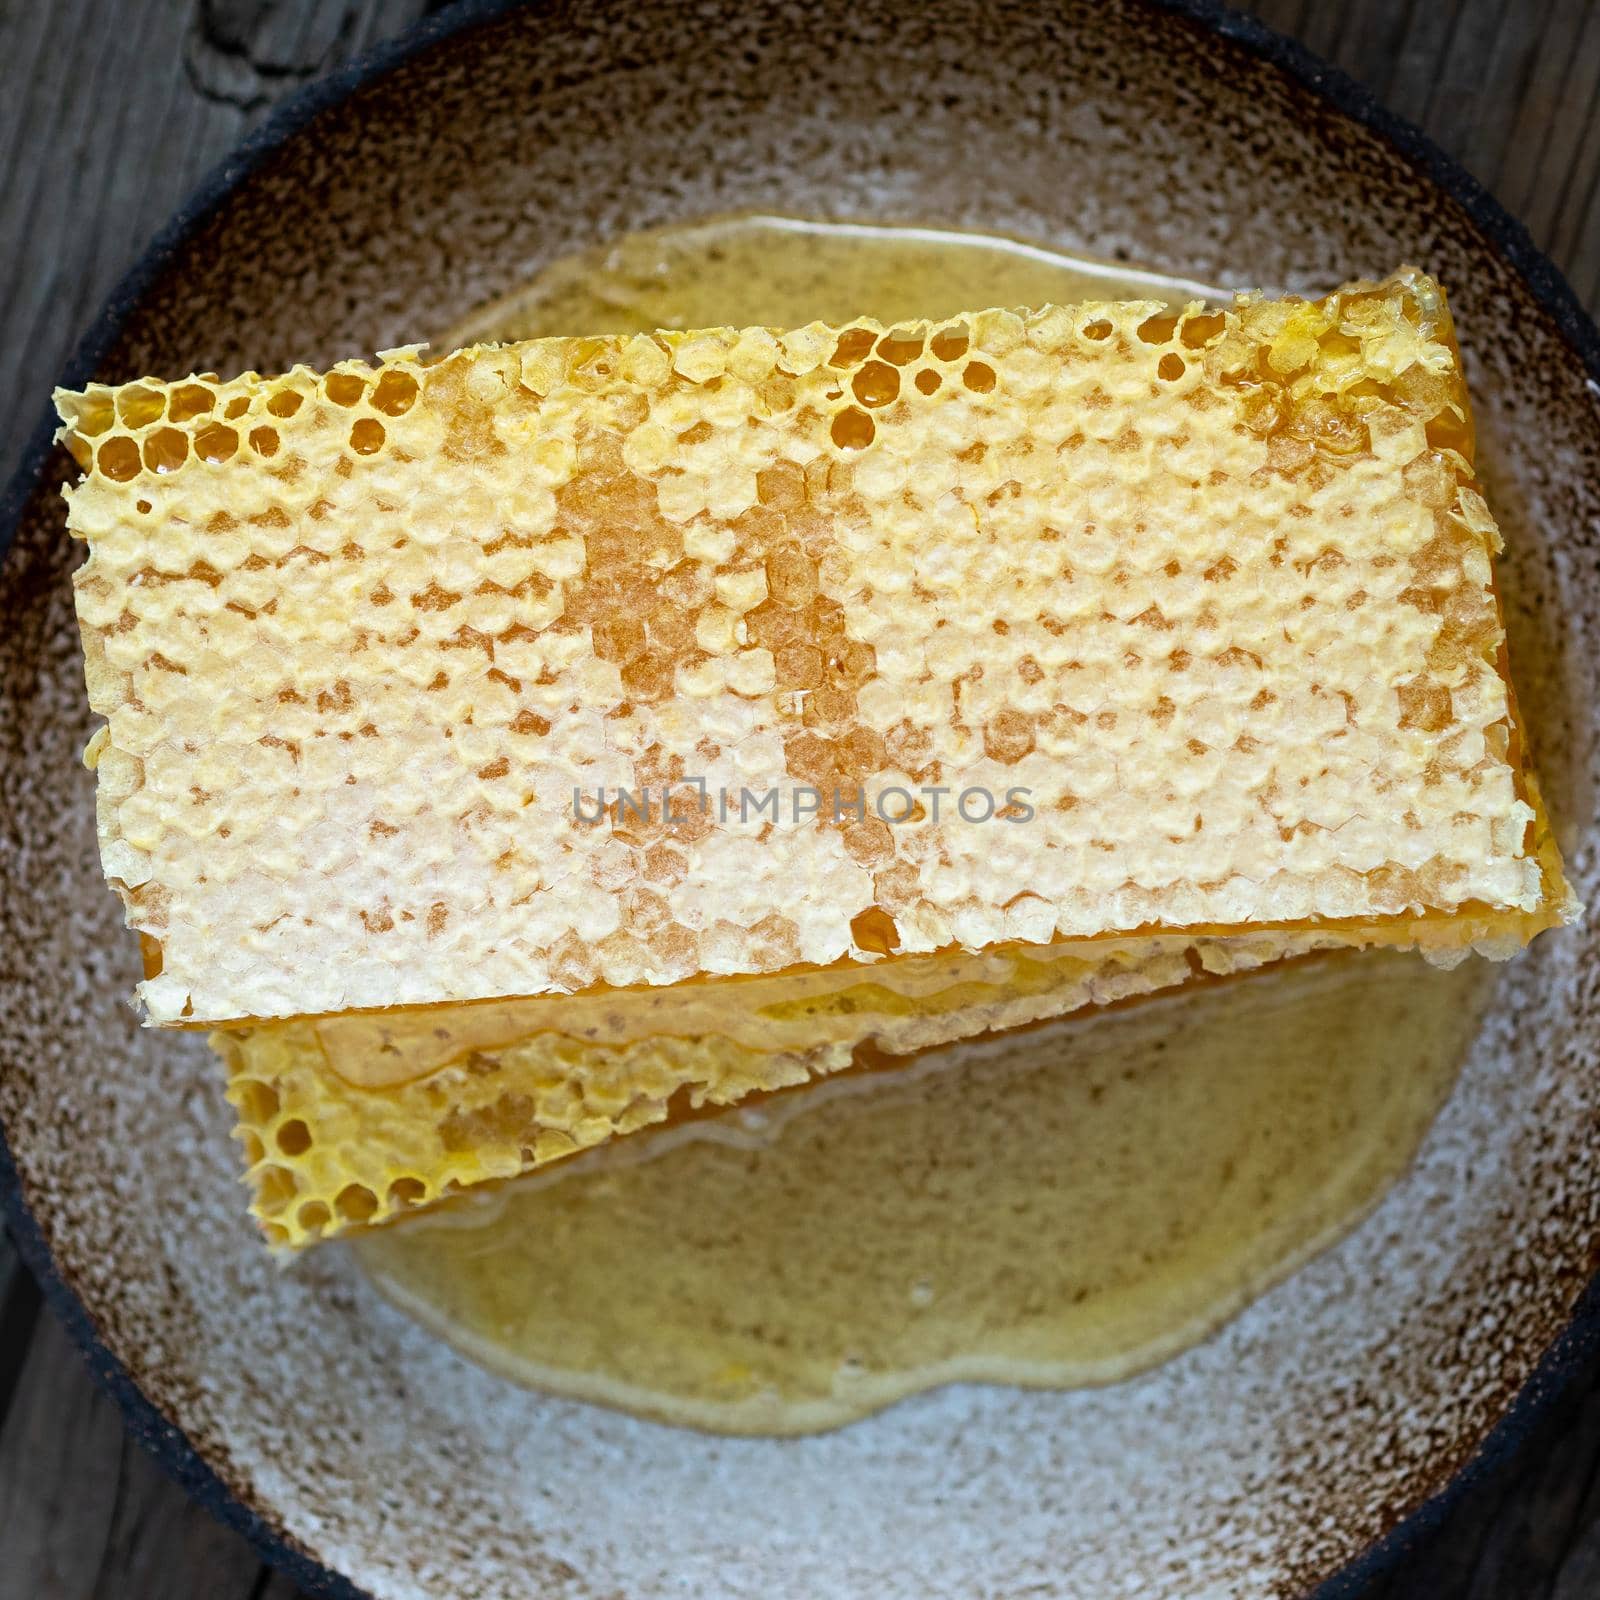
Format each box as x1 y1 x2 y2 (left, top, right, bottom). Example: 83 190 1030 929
57 269 1574 1034
221 927 1354 1246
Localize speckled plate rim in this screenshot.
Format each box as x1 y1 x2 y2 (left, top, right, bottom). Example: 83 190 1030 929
1 3 1597 1596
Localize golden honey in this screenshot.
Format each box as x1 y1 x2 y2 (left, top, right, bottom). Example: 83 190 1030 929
354 219 1494 1432
359 948 1486 1433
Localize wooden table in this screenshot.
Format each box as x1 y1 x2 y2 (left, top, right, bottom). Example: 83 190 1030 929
4 2 1600 1594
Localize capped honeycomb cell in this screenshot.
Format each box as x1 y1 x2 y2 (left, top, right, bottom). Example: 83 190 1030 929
54 269 1577 1038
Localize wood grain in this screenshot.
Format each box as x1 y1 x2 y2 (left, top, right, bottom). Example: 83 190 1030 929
3 1 1600 1595
0 0 431 493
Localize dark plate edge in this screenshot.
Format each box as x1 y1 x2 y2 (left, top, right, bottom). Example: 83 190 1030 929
0 1 1596 1597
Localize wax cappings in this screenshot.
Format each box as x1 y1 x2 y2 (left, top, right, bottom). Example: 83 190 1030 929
55 271 1576 1244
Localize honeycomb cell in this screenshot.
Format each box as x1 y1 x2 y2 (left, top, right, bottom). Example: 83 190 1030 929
276 1118 313 1156
116 384 164 427
830 327 877 367
335 1183 379 1223
96 435 142 481
621 649 673 699
1181 311 1227 348
850 905 901 954
325 371 366 406
142 427 189 473
876 330 925 365
167 383 216 423
349 417 387 455
593 615 646 663
852 361 901 407
766 544 817 608
234 1077 280 1125
255 1165 297 1214
70 394 115 437
373 369 420 416
831 406 875 448
193 422 238 463
1137 311 1180 344
1397 676 1453 732
984 709 1037 765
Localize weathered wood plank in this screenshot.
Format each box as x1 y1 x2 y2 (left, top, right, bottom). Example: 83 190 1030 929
0 1225 40 1442
1440 0 1553 197
0 1305 126 1600
86 1433 268 1600
4 3 1600 1599
0 1226 16 1310
1554 1462 1600 1598
0 1305 265 1600
1491 0 1600 236
0 0 429 494
255 1571 312 1600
